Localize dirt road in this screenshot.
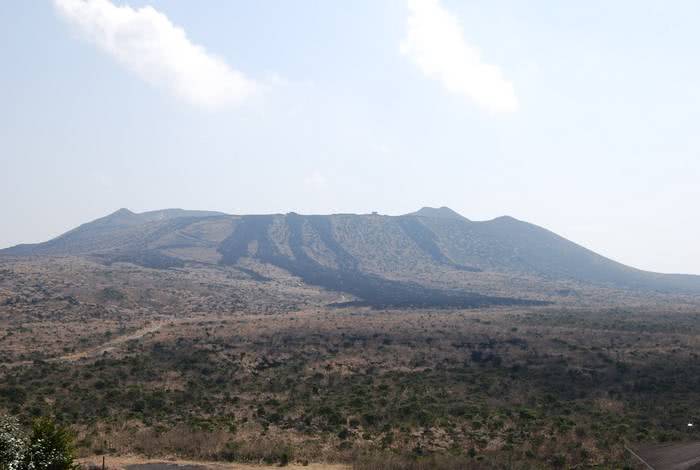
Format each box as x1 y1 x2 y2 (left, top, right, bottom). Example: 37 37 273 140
631 442 700 469
60 321 165 362
79 455 349 470
2 321 165 368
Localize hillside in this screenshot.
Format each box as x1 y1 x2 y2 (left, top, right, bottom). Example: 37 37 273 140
2 207 699 305
3 208 700 469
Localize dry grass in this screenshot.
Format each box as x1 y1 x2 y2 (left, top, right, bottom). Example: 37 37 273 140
2 256 700 468
79 454 347 470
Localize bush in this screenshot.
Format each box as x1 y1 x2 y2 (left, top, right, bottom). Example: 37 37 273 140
20 417 79 470
0 414 24 470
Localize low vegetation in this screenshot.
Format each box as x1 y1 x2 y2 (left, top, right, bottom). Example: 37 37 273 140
0 414 79 470
4 307 700 467
1 257 700 468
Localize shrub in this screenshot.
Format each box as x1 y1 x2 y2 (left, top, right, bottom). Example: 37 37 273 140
0 414 25 470
20 417 79 470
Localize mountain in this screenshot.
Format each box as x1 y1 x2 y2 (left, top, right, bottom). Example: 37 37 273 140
3 208 226 259
406 206 469 220
2 207 699 305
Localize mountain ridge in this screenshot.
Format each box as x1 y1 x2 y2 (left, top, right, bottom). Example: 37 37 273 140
406 206 470 221
2 207 699 303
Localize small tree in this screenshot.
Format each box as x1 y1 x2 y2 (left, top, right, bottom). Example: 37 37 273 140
0 414 25 470
20 417 79 470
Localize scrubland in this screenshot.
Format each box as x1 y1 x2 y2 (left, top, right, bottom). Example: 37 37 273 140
1 257 699 468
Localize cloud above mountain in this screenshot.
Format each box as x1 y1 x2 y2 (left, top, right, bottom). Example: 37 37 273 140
53 0 258 109
400 0 518 114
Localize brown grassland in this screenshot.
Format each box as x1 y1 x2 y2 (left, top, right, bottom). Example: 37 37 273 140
2 257 700 468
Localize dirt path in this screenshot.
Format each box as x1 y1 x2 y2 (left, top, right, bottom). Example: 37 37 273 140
2 321 166 369
631 441 700 469
60 321 165 362
79 455 349 470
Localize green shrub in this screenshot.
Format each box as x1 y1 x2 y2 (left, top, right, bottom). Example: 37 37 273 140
20 417 79 470
0 414 24 470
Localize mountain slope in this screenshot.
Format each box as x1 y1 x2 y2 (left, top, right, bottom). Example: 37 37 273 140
2 207 699 303
419 214 700 292
406 206 469 220
4 209 227 258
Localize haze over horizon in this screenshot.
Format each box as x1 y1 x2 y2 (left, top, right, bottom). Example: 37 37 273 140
2 0 699 275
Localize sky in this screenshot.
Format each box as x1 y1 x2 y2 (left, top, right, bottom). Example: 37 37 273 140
1 0 699 274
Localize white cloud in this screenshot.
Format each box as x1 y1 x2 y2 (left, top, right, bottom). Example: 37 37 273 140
53 0 258 109
400 0 518 114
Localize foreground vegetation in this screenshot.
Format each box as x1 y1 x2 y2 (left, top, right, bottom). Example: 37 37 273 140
2 258 700 468
0 415 78 470
3 305 700 468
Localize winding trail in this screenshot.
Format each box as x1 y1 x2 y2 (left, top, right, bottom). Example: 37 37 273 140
1 321 166 369
60 321 165 362
629 442 700 470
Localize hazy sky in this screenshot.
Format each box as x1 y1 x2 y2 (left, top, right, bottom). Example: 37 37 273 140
2 1 699 274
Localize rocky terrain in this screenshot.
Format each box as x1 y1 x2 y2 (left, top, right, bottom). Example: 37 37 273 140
3 207 700 308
